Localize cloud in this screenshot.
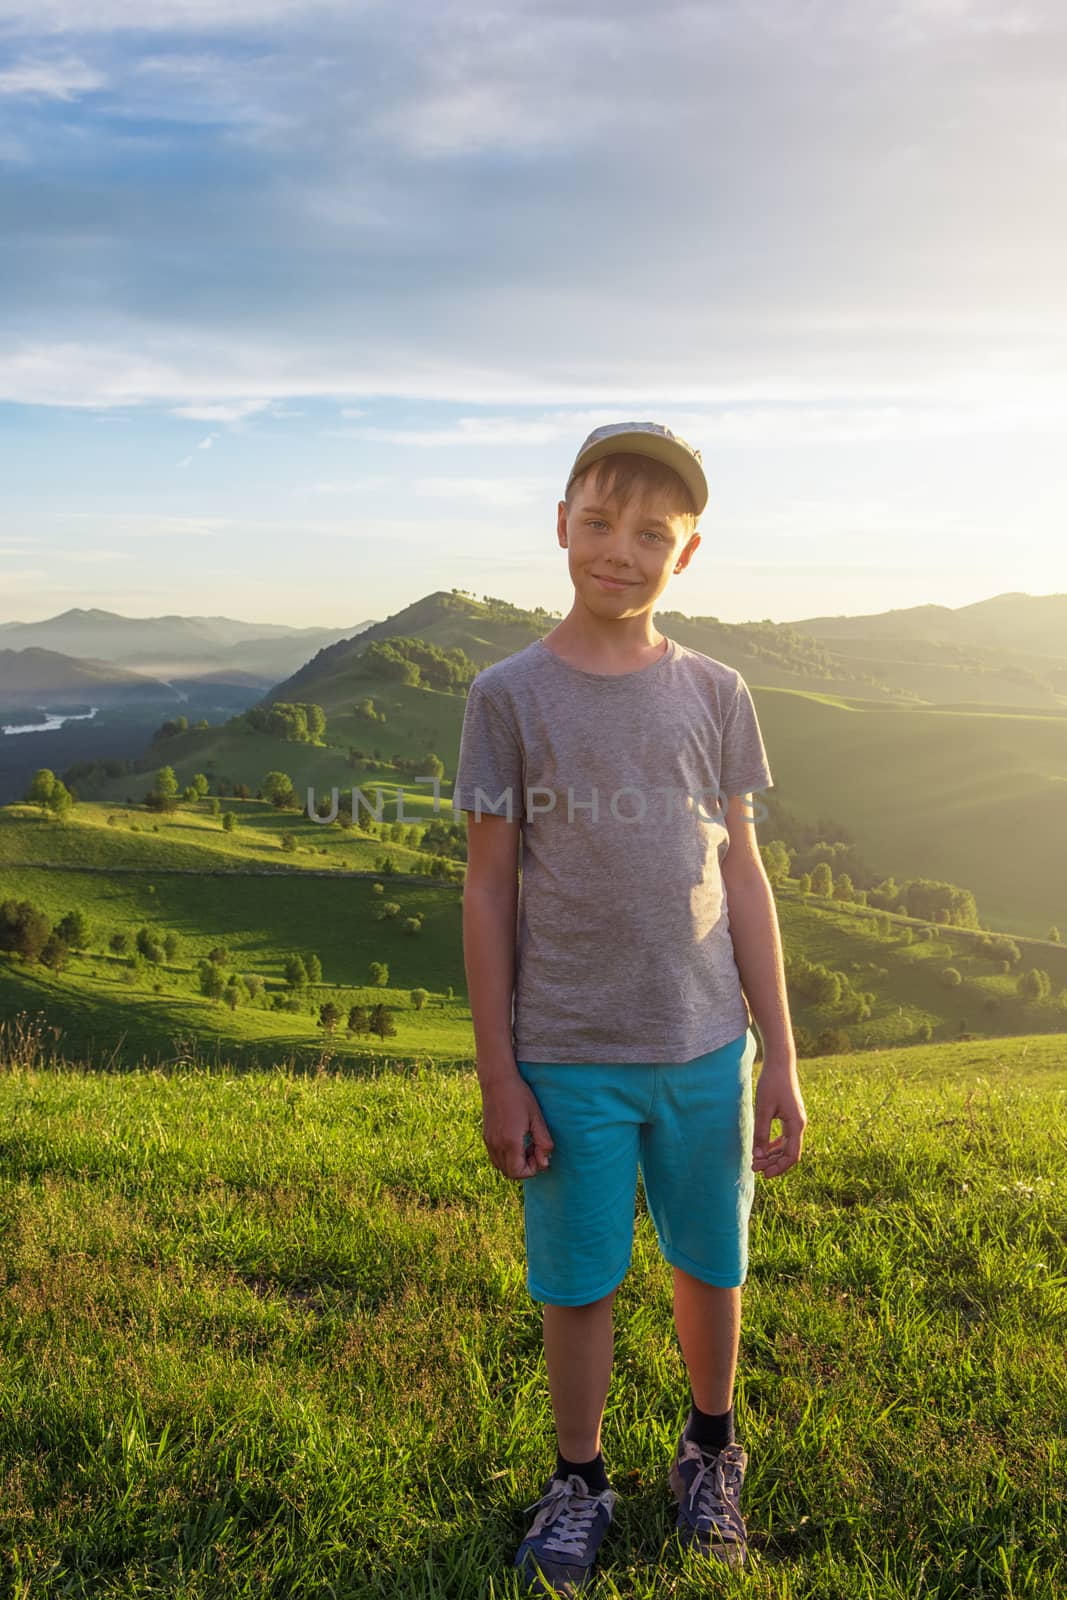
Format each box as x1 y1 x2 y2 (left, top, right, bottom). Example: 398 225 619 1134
0 0 349 30
62 548 129 563
197 432 217 449
171 399 274 422
308 476 391 494
0 0 1064 430
413 476 547 506
0 53 105 99
58 512 233 536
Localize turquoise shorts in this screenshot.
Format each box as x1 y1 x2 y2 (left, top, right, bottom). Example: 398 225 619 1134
515 1027 757 1305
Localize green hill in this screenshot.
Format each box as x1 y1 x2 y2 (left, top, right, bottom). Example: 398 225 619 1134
2 795 1066 1070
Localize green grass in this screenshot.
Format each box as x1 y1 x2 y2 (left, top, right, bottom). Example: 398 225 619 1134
0 1026 1063 1597
4 798 1067 1070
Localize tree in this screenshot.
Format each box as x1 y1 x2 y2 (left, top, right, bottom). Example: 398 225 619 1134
281 832 298 853
55 908 90 949
26 768 56 810
369 1003 397 1039
0 899 50 962
368 961 389 987
263 771 296 808
347 1004 369 1035
402 916 423 936
135 926 165 965
49 780 74 818
221 811 237 833
810 861 834 898
1018 968 1051 1002
761 840 792 887
163 931 180 963
208 946 229 966
109 931 130 956
224 975 241 1011
305 953 322 984
306 704 327 740
284 954 308 989
243 973 265 1002
208 798 221 818
198 961 226 1003
319 1000 343 1034
410 988 429 1010
156 766 179 799
192 773 210 798
39 932 70 971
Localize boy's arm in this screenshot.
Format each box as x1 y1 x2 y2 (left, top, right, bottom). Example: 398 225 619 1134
463 812 554 1179
720 791 807 1177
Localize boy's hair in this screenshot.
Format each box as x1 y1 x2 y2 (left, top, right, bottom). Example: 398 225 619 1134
564 452 699 540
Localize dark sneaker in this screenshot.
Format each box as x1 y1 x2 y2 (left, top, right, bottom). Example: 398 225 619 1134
669 1436 749 1569
514 1471 617 1596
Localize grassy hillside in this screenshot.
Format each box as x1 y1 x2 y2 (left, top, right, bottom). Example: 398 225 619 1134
67 591 1067 945
3 797 1066 1070
752 689 1067 939
0 1029 1063 1596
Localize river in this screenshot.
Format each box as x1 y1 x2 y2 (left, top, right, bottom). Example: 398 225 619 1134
1 707 100 736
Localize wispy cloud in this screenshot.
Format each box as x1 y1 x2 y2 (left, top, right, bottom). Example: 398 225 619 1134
413 476 546 506
0 53 105 99
172 400 274 423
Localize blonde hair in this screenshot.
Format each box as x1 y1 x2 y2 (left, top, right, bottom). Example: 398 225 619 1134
565 452 699 539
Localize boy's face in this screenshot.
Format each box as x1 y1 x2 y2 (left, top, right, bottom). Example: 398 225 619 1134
556 472 701 618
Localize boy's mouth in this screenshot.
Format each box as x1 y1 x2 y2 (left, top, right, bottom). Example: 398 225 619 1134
593 574 637 589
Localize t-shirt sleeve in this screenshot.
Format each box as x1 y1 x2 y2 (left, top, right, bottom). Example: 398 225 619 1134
453 677 525 820
719 673 774 798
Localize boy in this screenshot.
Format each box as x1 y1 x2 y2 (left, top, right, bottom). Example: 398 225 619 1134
454 421 806 1594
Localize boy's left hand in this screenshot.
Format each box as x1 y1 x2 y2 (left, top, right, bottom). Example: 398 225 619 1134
752 1058 807 1178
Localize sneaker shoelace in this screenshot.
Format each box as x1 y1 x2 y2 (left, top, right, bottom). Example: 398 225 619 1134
682 1443 746 1544
522 1475 614 1558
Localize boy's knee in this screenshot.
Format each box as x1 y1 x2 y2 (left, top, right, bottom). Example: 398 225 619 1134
545 1285 619 1315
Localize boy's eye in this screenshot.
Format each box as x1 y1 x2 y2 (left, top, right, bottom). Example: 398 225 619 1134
587 519 663 543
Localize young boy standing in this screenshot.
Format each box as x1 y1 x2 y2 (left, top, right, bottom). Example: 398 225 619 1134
454 422 806 1594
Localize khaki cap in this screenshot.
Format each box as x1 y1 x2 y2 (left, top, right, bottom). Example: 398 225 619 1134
565 421 708 516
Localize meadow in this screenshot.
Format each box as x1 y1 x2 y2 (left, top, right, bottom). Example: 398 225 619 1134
0 1023 1062 1598
3 791 1067 1070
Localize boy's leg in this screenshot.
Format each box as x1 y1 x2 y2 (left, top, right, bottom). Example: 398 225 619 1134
511 1061 649 1593
543 1288 618 1460
638 1028 758 1568
671 1272 741 1416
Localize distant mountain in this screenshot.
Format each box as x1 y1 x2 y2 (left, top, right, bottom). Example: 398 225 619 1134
264 589 853 709
0 648 170 710
0 609 378 683
785 592 1067 708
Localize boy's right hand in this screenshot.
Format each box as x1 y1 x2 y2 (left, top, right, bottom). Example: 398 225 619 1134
479 1070 554 1180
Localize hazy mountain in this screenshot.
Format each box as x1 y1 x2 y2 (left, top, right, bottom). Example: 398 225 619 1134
784 592 1067 708
262 588 1067 715
0 609 378 683
0 648 170 710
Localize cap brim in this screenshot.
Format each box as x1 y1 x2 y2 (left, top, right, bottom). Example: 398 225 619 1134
566 432 708 516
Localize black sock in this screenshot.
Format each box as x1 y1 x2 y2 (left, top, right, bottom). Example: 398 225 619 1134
685 1399 736 1454
553 1448 609 1494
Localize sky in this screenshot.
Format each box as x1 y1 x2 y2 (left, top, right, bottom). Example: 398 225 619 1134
1 0 1065 630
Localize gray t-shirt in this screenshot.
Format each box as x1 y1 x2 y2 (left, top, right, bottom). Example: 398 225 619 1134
453 634 774 1064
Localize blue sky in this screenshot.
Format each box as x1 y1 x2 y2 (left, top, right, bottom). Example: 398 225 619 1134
1 0 1065 629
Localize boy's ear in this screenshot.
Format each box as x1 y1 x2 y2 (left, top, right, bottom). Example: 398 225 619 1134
674 530 701 571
